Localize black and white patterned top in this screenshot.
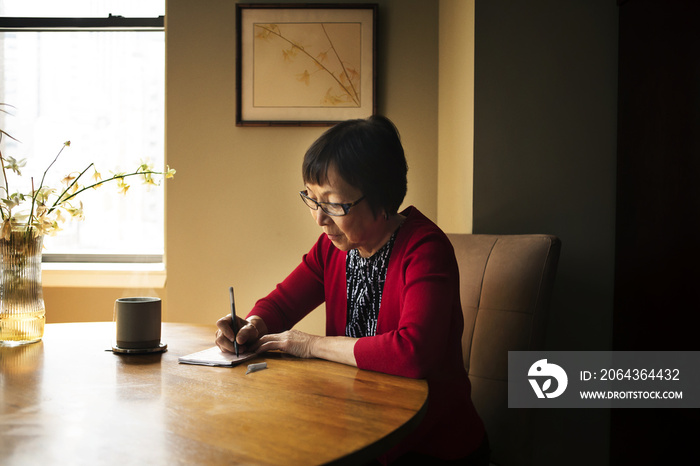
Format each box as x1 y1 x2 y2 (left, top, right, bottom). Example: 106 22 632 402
345 232 397 338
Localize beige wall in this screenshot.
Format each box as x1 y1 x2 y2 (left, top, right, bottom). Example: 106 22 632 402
165 0 439 334
44 0 474 334
437 0 474 234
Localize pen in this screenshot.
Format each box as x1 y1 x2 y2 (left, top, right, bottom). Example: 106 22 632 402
229 286 239 357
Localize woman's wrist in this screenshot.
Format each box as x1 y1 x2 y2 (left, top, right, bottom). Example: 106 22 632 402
308 334 322 359
311 335 358 367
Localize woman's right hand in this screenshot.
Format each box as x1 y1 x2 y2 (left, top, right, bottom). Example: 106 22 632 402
215 314 267 354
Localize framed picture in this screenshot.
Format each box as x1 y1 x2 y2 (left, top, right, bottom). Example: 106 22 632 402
236 3 377 126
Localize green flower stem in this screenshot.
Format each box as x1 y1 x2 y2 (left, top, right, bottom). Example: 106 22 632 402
0 134 13 221
0 104 18 221
27 143 68 232
0 153 8 221
49 162 95 211
0 125 175 238
47 168 170 215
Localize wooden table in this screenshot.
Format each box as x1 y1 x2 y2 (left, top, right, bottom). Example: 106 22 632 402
0 322 428 465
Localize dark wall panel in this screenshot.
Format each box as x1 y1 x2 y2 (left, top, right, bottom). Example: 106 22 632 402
612 1 700 464
473 1 618 464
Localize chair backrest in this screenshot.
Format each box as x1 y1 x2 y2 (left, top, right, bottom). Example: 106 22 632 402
447 234 561 466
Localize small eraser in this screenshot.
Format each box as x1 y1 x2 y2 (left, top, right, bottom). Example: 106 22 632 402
246 362 267 374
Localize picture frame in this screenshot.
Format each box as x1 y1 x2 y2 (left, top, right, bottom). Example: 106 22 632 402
236 3 377 127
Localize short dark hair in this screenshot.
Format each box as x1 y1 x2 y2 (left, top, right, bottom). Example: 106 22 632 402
302 115 408 217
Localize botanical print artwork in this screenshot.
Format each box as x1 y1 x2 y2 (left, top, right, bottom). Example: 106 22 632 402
253 22 361 108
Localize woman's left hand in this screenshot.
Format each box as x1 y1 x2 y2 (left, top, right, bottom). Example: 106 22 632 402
250 329 320 359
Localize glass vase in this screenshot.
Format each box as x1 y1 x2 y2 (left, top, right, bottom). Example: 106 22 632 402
0 225 45 345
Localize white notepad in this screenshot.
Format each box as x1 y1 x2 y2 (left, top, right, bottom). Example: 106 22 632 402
178 346 258 367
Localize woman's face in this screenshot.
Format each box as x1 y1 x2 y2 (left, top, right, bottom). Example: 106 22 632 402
304 165 387 257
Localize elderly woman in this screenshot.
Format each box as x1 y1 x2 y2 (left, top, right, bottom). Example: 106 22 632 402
215 115 488 465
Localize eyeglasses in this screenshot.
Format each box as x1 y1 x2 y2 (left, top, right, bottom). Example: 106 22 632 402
299 190 365 217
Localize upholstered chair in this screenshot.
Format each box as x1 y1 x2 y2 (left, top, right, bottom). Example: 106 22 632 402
448 234 561 466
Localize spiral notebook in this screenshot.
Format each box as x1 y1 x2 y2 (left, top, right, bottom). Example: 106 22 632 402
178 346 258 367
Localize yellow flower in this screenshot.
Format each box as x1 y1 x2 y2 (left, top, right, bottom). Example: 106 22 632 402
1 219 11 241
165 166 176 179
3 192 22 210
35 204 47 218
35 187 55 204
46 221 61 237
61 173 77 185
3 156 26 176
34 217 60 237
117 178 130 195
55 208 65 224
142 172 158 186
66 201 85 220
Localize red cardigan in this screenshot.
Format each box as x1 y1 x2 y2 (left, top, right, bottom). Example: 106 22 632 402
249 206 485 462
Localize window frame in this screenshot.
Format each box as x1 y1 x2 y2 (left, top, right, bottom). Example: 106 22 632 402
1 14 166 266
0 15 164 31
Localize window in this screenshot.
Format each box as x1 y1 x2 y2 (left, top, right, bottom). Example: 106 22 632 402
0 1 165 263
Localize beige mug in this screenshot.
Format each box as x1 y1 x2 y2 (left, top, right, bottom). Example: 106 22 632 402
115 297 162 349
